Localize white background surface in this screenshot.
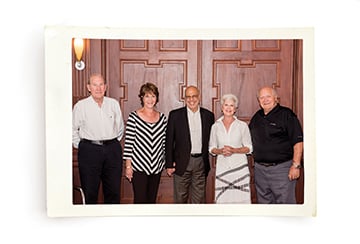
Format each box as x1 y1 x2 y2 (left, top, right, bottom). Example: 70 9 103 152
1 0 359 243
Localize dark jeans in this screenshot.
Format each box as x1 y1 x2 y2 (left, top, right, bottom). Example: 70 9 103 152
132 171 162 203
78 140 123 204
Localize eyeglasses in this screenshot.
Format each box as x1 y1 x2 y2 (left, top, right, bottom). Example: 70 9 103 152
185 94 199 99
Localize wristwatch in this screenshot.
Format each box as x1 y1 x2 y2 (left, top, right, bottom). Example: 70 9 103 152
292 162 301 169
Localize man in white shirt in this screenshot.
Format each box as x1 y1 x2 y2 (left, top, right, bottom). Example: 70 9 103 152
165 86 215 203
73 73 124 204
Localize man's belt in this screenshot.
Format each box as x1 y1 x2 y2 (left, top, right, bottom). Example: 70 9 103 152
190 153 202 158
256 162 278 167
81 138 118 146
256 160 290 167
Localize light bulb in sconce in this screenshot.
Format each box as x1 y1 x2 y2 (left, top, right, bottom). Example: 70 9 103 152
73 38 85 70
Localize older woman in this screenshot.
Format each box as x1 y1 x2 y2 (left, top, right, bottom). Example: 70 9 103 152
209 94 253 203
123 82 167 203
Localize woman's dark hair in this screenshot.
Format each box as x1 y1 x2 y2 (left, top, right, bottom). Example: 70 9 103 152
138 82 159 107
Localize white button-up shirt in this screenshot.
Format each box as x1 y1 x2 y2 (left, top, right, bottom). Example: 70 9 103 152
187 106 202 154
72 96 124 148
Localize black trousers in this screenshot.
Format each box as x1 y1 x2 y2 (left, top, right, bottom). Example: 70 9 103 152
78 140 123 204
132 171 161 203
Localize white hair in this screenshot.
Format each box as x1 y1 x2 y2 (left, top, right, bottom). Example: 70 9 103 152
221 93 238 108
256 86 278 99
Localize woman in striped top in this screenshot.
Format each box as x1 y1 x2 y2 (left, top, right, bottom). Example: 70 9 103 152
123 82 167 203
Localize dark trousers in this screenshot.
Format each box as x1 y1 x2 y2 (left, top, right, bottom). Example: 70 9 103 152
132 171 161 203
173 156 206 203
78 140 123 204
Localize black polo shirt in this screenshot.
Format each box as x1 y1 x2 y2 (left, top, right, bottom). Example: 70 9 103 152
249 104 303 163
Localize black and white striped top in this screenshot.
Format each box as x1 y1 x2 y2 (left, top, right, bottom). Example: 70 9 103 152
123 111 167 175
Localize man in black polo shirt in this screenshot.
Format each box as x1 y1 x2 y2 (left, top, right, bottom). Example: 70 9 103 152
249 86 303 204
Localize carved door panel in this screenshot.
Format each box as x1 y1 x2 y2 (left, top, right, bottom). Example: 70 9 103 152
201 40 302 203
106 40 200 203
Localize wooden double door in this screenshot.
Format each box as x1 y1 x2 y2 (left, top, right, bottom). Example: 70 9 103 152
72 39 304 204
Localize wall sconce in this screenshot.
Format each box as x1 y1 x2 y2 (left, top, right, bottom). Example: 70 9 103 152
73 38 85 70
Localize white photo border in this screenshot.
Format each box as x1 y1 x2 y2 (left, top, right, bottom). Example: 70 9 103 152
45 26 316 217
